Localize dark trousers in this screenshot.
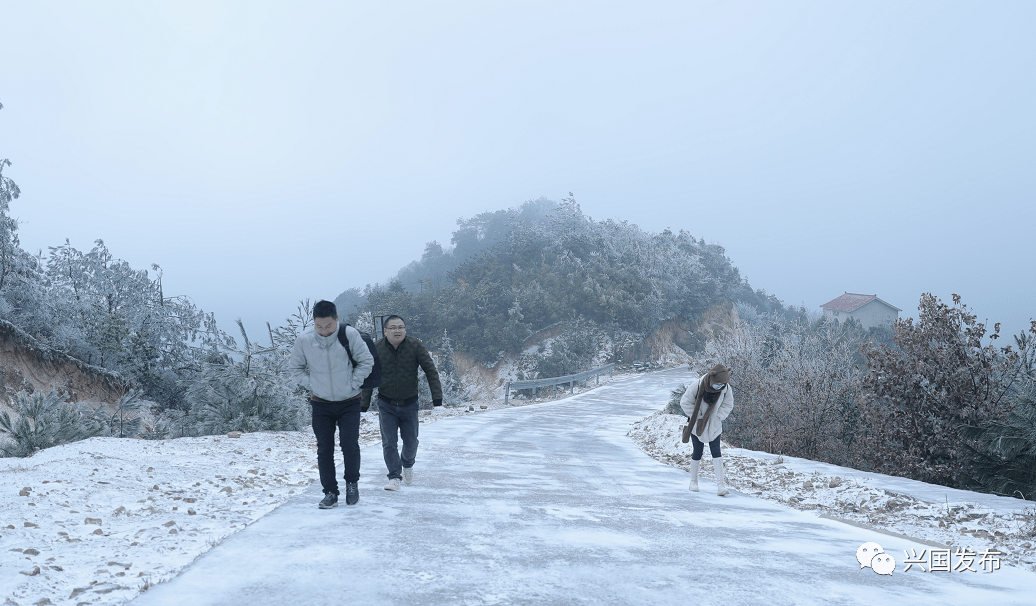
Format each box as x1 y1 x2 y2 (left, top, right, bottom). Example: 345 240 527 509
378 395 419 480
311 398 361 494
690 433 723 461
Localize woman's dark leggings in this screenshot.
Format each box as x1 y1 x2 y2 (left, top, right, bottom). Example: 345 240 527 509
690 434 722 460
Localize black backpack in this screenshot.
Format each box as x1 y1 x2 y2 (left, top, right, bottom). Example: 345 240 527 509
337 323 383 389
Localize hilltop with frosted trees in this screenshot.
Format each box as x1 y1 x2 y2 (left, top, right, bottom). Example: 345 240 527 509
340 196 787 365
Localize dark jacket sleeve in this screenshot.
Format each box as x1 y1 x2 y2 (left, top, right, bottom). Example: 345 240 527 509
415 340 444 401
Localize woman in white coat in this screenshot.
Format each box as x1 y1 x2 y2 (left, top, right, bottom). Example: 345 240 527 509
679 363 735 496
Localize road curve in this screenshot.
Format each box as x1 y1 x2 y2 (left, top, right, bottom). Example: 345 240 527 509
130 368 1036 605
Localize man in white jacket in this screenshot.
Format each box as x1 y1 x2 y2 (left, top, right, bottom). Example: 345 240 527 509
289 300 374 508
680 363 735 496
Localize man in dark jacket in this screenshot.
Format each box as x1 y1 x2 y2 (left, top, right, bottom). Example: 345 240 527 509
362 315 442 491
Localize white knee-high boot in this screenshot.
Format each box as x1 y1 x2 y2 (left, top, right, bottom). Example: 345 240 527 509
714 457 729 496
688 459 700 492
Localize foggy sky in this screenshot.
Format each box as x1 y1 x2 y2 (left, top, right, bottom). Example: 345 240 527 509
2 1 1033 342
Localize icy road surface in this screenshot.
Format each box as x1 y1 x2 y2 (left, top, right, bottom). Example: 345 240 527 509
130 369 1036 605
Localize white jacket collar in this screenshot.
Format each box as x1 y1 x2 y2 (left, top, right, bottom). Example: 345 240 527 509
315 328 339 348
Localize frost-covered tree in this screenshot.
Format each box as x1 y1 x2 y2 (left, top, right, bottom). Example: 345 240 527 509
186 320 307 435
860 293 1028 486
533 320 606 379
416 365 434 409
333 287 366 321
352 197 784 363
689 313 866 467
93 389 145 438
0 103 221 414
269 299 313 351
41 239 209 406
0 155 24 293
438 328 460 402
502 297 532 352
666 384 687 415
0 390 106 457
0 102 22 293
961 379 1036 500
0 105 47 327
352 310 375 335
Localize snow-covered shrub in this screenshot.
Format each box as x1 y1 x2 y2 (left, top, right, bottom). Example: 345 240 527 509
0 390 106 457
734 301 766 326
691 314 865 467
141 407 194 440
533 320 605 378
436 329 462 405
91 390 145 438
135 401 165 439
352 310 374 335
860 293 1029 487
186 355 306 434
961 378 1036 500
666 385 687 415
417 366 433 410
184 321 307 436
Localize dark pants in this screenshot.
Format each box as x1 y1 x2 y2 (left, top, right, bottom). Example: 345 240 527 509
311 398 361 495
378 395 419 480
690 433 723 461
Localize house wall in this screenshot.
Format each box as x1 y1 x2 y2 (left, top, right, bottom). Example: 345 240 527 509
826 300 898 329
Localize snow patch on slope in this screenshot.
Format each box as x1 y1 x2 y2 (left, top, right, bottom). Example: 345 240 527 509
627 410 1036 573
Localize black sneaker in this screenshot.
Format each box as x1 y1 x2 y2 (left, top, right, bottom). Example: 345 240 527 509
345 482 359 506
318 493 338 509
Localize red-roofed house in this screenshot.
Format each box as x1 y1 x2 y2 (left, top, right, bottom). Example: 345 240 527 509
820 293 901 329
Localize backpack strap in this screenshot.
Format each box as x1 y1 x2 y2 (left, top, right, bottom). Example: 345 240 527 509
337 323 357 367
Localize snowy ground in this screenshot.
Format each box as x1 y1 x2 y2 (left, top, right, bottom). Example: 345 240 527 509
1 379 620 606
3 368 1035 605
627 410 1036 573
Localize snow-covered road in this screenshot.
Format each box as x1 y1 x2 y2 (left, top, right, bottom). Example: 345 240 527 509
129 369 1036 605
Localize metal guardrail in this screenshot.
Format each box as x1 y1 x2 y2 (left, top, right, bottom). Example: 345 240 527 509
504 363 615 405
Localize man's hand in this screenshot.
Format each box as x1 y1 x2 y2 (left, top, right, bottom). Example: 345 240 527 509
433 399 443 407
361 389 373 413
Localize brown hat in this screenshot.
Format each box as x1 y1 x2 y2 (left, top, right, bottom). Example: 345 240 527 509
709 363 730 384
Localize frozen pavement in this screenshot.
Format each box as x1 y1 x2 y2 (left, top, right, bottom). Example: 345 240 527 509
129 369 1036 605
